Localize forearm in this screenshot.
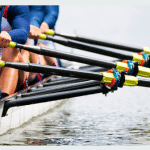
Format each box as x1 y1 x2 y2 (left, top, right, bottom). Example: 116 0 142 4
29 6 44 28
43 5 59 29
7 29 28 44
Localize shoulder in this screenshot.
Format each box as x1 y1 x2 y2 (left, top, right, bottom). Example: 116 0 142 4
8 5 29 15
29 6 44 11
44 5 59 10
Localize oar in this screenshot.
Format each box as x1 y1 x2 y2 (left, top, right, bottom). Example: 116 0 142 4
2 60 150 91
29 66 106 91
0 60 138 87
46 29 150 54
3 74 150 117
38 63 121 89
21 80 101 97
2 86 111 117
39 34 150 67
39 34 134 60
8 42 150 78
20 66 114 97
32 65 114 91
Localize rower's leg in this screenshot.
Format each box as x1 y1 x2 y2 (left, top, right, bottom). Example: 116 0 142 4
28 51 39 81
0 47 20 95
37 42 59 67
28 51 48 82
28 42 59 83
17 49 30 89
28 43 48 82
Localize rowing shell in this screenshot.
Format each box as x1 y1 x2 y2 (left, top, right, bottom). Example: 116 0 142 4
0 61 80 135
0 76 60 134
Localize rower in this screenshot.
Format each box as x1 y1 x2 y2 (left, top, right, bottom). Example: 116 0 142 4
20 5 60 86
0 5 30 98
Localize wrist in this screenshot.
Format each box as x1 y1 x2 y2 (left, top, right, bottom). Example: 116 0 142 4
40 22 49 33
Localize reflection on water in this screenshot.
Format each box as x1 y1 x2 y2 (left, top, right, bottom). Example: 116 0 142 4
0 87 150 145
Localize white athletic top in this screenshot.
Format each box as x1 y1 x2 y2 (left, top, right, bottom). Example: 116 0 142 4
0 17 12 58
1 17 12 31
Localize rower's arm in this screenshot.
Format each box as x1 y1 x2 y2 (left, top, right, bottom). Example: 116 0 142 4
29 6 44 28
43 5 59 29
7 6 30 44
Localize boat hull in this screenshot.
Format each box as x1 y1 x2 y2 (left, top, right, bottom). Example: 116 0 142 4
0 76 67 135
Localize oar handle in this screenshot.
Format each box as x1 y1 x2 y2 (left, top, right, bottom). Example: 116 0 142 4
38 34 47 40
0 61 5 67
9 42 17 48
46 29 55 36
8 30 54 47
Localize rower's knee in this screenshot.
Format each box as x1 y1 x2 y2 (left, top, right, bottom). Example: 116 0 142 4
21 49 29 58
2 47 20 62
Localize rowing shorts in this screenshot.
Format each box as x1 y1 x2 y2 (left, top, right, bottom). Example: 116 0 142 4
27 38 54 50
37 38 60 67
0 17 12 58
27 38 60 67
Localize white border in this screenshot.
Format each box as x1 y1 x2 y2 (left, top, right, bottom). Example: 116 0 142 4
1 0 150 5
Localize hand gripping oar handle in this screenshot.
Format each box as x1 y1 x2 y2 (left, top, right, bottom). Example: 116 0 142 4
0 60 138 87
8 42 150 78
46 29 150 54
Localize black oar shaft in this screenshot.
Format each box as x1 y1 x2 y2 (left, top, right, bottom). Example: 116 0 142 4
2 86 107 117
27 66 106 92
55 33 143 53
46 36 133 60
42 66 106 87
5 62 103 81
16 43 116 69
21 80 100 97
43 78 87 88
137 79 150 87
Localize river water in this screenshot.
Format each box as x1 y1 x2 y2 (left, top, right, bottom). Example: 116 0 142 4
1 5 150 146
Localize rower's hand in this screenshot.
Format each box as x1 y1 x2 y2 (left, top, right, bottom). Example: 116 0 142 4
40 22 49 34
29 25 41 39
0 31 12 48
